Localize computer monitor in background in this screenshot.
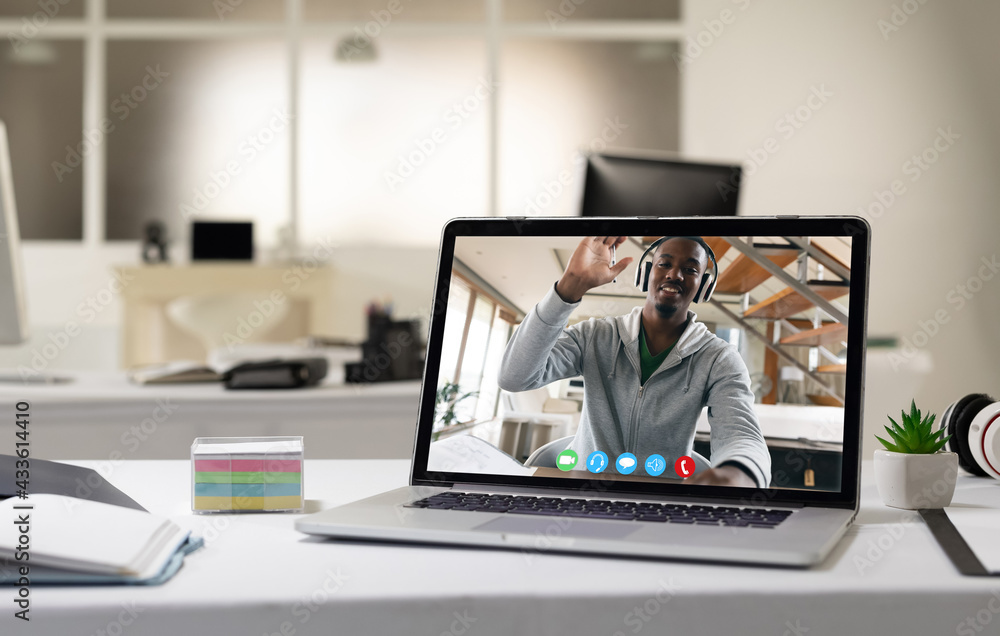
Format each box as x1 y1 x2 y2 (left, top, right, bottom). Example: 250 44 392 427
579 152 741 217
0 120 28 346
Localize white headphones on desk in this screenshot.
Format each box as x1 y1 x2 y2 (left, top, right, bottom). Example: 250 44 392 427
941 393 1000 479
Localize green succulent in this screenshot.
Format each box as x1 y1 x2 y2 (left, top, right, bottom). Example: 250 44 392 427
876 400 951 454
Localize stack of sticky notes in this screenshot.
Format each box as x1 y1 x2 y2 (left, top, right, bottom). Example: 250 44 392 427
191 437 304 513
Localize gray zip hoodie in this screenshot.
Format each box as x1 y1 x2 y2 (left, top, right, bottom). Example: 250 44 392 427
498 285 771 488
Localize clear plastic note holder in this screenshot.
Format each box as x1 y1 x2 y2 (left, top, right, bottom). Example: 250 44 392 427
191 436 304 513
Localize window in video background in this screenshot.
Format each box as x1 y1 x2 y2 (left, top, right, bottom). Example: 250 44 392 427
428 235 852 492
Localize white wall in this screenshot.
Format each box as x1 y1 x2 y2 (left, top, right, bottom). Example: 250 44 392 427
681 0 1000 451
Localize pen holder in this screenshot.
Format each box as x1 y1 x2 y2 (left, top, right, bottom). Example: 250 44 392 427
191 436 304 513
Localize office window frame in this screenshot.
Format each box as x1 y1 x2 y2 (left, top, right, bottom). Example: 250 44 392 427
0 0 683 246
437 272 518 423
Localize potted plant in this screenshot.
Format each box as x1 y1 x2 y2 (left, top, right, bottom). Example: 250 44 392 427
873 400 958 509
434 382 479 429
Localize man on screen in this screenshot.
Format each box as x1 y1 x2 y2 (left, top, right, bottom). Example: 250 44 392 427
498 236 770 488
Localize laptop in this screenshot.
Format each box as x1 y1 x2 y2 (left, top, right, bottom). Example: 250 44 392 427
297 216 870 567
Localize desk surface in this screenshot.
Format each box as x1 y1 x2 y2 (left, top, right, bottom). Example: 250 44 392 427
9 460 1000 636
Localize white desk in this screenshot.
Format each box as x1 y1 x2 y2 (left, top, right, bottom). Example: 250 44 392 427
0 374 422 460
10 459 1000 636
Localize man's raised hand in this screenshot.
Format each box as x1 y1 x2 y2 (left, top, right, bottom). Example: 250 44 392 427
555 236 633 303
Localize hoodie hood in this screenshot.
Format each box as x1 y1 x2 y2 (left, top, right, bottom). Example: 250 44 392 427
614 306 717 359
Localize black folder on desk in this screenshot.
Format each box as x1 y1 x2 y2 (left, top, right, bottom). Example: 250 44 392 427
0 455 145 511
920 509 997 576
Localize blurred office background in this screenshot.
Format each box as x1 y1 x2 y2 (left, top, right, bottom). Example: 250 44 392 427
0 0 998 455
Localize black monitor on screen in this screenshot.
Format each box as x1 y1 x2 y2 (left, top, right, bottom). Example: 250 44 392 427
579 153 741 217
191 220 254 261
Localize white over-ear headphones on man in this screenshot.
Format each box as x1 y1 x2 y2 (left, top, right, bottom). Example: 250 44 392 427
941 393 1000 479
633 236 719 304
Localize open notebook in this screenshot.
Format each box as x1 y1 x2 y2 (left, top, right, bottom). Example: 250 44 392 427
0 494 201 585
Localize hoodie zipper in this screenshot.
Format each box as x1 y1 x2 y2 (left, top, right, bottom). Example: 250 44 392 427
629 376 652 454
631 384 644 452
622 343 642 451
620 313 706 452
629 354 686 453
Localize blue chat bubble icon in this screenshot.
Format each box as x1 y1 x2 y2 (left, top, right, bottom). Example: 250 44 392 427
616 453 637 475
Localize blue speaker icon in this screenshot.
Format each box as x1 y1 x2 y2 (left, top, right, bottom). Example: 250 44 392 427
644 454 666 477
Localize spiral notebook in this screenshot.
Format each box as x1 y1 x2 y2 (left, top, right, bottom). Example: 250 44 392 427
0 494 201 585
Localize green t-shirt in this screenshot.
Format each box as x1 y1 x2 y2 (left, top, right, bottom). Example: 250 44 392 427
639 325 674 385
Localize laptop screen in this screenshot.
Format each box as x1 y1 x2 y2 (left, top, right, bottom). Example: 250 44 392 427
414 217 868 506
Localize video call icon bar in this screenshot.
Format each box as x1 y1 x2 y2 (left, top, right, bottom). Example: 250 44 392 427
556 449 695 478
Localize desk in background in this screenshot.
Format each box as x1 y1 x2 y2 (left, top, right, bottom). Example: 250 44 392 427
116 264 334 368
15 459 1000 636
0 373 422 460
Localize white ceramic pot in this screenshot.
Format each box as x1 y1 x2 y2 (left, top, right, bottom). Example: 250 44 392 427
873 449 959 509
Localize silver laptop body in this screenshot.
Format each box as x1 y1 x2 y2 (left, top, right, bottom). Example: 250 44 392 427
297 216 869 567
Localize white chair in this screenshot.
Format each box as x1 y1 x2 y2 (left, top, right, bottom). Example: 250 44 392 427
165 292 291 356
524 435 712 477
498 388 581 462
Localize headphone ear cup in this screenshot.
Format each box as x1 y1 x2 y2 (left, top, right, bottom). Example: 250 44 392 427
702 272 716 303
942 399 959 454
948 394 993 477
635 237 665 291
694 273 711 303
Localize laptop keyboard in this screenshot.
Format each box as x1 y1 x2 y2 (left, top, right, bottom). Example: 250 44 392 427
406 492 793 528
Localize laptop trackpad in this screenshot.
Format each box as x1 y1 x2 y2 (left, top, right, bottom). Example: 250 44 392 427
474 516 639 539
